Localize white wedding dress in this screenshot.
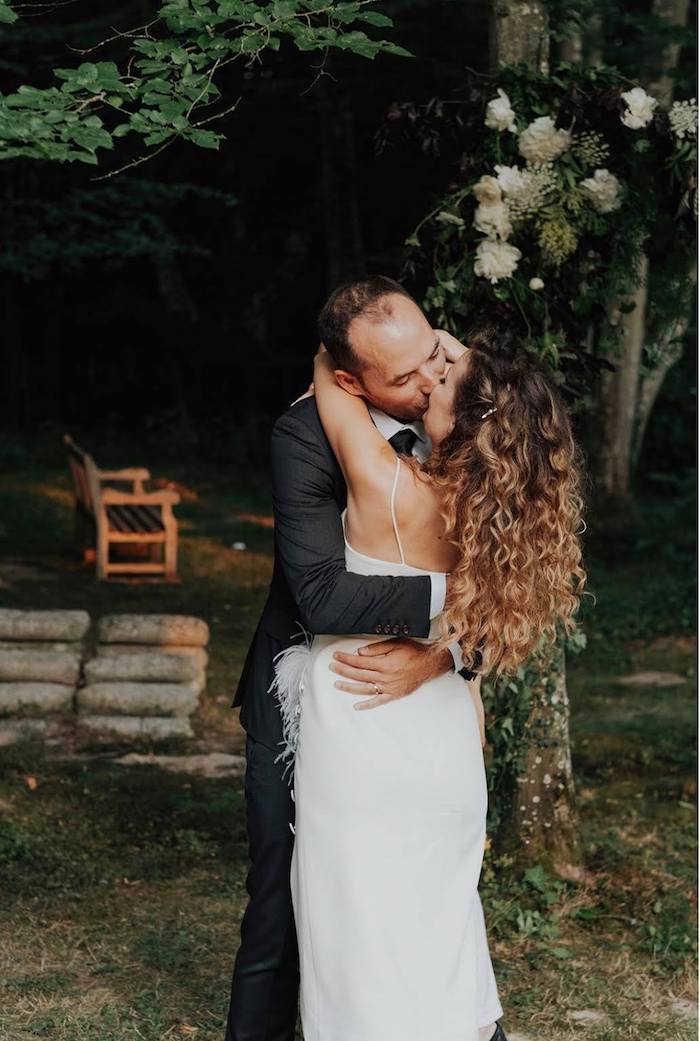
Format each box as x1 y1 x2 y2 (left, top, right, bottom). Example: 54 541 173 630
273 459 504 1041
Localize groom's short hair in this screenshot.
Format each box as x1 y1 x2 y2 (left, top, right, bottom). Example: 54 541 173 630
318 276 416 372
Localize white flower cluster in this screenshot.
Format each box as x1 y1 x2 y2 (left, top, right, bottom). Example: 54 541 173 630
669 98 698 140
519 116 572 163
470 81 674 286
621 87 657 129
495 162 556 220
580 169 622 214
572 130 610 168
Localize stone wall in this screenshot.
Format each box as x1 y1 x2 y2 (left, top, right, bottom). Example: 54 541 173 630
0 611 210 743
0 610 89 742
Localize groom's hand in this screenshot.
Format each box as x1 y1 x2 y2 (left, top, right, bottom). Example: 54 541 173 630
330 638 453 710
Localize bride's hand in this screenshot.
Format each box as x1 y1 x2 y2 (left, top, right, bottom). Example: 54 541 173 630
435 329 469 364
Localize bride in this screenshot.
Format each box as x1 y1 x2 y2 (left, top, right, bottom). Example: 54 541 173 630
274 325 586 1041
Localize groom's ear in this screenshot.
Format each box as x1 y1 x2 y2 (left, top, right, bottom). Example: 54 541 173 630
334 369 365 397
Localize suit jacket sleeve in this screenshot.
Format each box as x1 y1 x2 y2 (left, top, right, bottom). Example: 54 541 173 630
271 406 432 638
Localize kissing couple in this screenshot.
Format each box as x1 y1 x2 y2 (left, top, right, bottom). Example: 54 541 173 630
225 276 586 1041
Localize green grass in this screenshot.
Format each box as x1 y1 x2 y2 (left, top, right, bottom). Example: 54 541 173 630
0 464 696 1041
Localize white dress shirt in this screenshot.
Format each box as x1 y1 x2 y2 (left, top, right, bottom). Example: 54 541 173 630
368 407 464 673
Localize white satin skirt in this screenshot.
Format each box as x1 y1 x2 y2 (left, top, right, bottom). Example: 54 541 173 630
290 634 504 1041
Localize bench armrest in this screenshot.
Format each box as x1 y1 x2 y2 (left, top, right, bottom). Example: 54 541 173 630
100 488 180 506
98 466 150 484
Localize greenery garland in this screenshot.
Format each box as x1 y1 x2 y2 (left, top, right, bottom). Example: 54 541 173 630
400 63 696 400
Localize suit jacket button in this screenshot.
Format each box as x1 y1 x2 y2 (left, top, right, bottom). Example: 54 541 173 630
402 624 410 635
391 624 400 635
383 624 392 634
375 624 383 634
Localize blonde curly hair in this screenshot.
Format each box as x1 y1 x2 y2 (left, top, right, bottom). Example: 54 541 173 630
425 327 588 676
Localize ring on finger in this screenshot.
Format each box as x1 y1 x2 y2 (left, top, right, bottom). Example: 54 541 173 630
372 682 383 696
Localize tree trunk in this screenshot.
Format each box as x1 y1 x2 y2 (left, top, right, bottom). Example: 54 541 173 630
648 0 691 106
489 1 549 74
585 13 605 68
592 0 690 503
489 0 580 874
557 28 582 65
595 254 649 508
511 640 582 878
632 308 690 470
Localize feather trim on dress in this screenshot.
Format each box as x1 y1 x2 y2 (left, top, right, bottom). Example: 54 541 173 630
268 626 312 781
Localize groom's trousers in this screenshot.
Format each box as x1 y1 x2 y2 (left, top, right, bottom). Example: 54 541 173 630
224 734 299 1041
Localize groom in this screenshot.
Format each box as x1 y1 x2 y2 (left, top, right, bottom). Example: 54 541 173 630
224 276 504 1041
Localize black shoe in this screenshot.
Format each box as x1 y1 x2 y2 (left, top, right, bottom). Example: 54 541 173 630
489 1025 507 1041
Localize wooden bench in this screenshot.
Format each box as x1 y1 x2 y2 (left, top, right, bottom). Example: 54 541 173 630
64 435 180 582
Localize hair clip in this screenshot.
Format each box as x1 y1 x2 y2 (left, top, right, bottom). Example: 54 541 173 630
480 405 497 420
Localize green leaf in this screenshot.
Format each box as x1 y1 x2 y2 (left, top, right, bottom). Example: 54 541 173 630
523 865 550 892
0 3 18 24
358 11 393 27
144 129 172 145
271 0 297 17
382 42 412 58
552 947 574 959
188 128 220 148
336 30 381 58
240 31 266 52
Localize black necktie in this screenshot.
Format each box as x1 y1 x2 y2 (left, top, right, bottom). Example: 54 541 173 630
388 428 418 457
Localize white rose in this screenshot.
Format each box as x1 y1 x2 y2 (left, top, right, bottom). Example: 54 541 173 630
529 277 544 290
621 87 657 129
580 168 622 214
474 239 522 283
473 174 502 205
485 88 517 133
494 164 528 195
518 116 572 163
473 201 512 240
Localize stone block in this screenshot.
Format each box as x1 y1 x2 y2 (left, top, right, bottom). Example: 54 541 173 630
98 614 209 647
85 653 198 685
97 644 209 670
0 719 58 745
0 650 81 685
0 683 75 716
77 682 198 718
0 609 90 643
0 641 79 654
78 716 194 740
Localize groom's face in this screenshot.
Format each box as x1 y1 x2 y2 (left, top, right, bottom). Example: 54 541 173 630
336 295 447 422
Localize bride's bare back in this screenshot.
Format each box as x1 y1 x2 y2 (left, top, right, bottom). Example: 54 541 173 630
344 456 458 573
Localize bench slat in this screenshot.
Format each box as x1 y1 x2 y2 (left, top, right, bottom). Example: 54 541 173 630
107 505 165 534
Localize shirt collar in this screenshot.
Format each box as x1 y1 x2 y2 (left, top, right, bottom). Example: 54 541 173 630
368 407 431 456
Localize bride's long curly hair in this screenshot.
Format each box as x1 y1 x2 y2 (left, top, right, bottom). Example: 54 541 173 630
425 327 588 677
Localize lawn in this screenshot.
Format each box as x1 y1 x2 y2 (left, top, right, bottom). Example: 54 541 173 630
0 459 696 1041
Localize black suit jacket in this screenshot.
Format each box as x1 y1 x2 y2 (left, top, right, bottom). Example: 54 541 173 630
234 396 475 750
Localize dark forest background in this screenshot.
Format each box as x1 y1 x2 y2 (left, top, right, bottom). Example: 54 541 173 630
0 0 696 484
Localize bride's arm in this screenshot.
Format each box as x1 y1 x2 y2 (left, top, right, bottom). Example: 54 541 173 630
313 349 396 488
